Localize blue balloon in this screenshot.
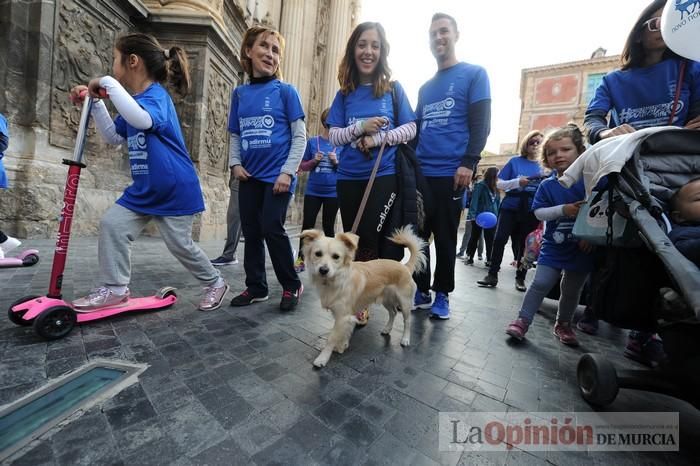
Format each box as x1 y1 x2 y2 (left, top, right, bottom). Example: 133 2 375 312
476 212 497 229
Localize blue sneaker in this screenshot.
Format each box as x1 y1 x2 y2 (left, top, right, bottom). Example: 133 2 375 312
413 290 432 310
430 292 450 319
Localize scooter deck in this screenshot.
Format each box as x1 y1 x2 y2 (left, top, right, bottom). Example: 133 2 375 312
11 294 177 323
75 295 177 322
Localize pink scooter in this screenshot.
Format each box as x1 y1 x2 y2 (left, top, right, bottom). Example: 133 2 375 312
8 92 177 340
0 249 39 268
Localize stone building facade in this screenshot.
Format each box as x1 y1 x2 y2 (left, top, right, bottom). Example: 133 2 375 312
0 0 360 240
517 51 620 146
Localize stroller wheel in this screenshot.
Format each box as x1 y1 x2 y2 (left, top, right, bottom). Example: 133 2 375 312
33 306 77 340
577 353 619 407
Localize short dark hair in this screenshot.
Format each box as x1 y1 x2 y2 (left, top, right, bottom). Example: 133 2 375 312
431 12 458 32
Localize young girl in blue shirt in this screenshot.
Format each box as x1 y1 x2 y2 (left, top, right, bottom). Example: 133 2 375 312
294 107 341 273
228 26 306 311
69 33 228 312
327 21 417 324
505 124 593 347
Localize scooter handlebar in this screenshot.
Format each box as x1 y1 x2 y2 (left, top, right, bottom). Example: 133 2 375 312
71 92 94 165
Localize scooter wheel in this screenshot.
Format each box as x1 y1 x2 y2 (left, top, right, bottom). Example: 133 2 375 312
156 287 177 299
33 306 77 340
577 353 619 407
22 254 39 266
8 295 40 326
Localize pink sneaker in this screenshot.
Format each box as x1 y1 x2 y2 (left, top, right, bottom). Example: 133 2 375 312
553 322 579 347
199 282 230 311
73 286 130 311
506 318 529 341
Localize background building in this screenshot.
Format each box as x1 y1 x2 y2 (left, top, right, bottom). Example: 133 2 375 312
0 0 359 239
516 48 619 146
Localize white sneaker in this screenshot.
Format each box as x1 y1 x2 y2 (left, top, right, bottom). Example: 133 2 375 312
0 236 21 256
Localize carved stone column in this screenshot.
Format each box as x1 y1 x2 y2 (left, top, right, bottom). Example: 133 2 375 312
322 0 354 109
279 0 305 88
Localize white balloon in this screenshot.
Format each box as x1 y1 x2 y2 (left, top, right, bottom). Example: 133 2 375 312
661 0 700 61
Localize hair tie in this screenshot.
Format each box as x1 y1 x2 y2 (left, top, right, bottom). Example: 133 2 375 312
163 49 170 59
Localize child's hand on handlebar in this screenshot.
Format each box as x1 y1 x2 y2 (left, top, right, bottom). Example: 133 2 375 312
87 78 108 99
69 85 89 105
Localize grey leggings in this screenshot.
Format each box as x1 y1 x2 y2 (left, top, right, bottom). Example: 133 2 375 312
518 264 589 325
99 204 220 287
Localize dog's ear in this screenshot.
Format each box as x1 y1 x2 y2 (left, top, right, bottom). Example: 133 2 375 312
336 232 359 255
300 229 323 245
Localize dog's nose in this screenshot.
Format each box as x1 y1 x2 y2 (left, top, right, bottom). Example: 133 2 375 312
319 265 329 276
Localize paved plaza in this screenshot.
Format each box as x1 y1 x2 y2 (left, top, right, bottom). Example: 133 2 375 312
1 233 699 465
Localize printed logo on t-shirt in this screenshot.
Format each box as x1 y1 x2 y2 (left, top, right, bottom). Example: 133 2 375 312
239 115 275 150
552 220 576 244
619 100 684 128
421 97 455 130
128 132 149 175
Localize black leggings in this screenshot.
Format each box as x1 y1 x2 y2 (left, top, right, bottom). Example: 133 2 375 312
298 195 338 258
488 208 540 280
466 223 495 261
337 175 401 262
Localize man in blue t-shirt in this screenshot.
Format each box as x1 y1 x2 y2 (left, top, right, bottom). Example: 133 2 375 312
413 13 491 319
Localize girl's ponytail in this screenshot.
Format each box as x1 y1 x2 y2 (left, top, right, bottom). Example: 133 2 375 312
165 46 191 98
115 33 191 98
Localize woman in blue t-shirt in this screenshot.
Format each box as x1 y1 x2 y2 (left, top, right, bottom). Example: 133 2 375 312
582 0 699 366
228 26 306 312
294 108 341 272
477 130 546 291
505 124 593 347
327 22 417 325
585 0 700 143
68 33 228 312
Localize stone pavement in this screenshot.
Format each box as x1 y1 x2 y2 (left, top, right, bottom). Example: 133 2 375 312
1 235 699 466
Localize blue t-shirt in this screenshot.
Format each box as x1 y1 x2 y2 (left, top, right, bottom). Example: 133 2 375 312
303 136 341 198
327 81 416 181
114 83 204 216
228 79 305 191
0 114 8 189
498 156 546 211
415 62 491 177
532 176 592 272
588 58 700 129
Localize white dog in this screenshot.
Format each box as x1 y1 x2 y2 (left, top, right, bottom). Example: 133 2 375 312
300 226 427 368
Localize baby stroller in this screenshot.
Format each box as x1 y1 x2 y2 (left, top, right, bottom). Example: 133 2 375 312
573 128 700 409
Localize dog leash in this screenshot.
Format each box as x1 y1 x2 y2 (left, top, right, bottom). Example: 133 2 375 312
350 139 388 234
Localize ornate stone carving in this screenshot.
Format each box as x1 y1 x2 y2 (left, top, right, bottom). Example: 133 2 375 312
307 0 330 134
49 0 123 152
204 67 234 171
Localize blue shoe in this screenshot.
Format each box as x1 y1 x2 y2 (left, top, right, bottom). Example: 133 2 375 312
430 292 450 320
413 290 432 310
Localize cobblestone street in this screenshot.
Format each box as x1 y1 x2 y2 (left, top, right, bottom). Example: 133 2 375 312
1 235 699 465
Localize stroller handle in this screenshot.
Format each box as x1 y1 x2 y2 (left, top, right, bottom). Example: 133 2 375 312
71 93 94 166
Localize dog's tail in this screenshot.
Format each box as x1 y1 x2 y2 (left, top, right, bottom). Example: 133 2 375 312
388 226 427 274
